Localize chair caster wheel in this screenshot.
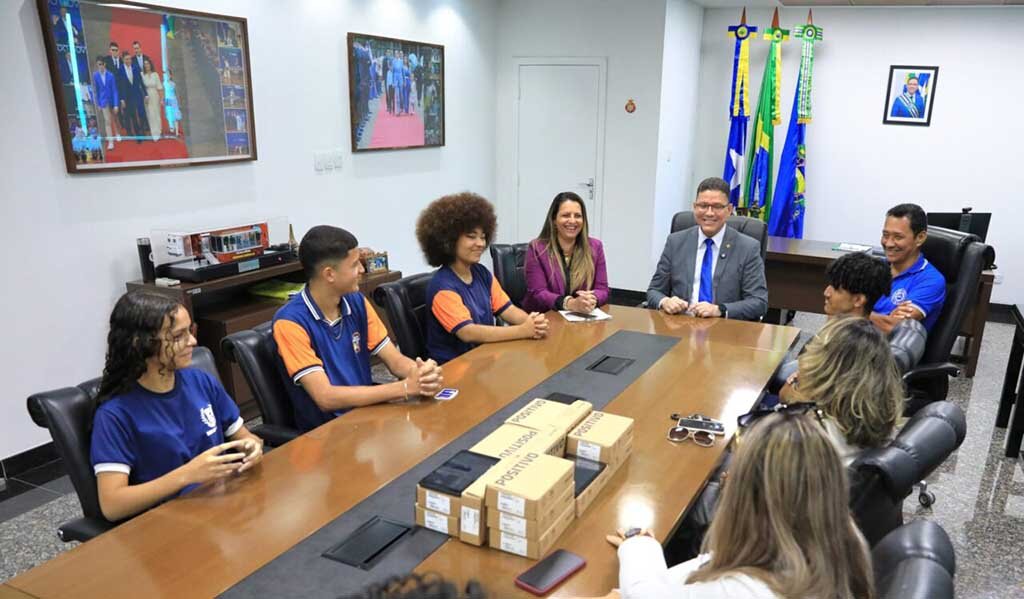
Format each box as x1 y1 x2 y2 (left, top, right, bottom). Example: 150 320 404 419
919 491 936 507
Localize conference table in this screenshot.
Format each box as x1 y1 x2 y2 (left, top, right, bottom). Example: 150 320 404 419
6 305 798 598
765 236 994 378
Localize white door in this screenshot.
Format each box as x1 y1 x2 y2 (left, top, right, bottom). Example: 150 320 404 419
514 60 605 242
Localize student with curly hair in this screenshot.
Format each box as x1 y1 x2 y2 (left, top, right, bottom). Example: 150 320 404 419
91 292 264 522
417 192 549 363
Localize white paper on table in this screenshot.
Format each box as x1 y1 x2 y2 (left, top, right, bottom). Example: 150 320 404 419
559 308 612 322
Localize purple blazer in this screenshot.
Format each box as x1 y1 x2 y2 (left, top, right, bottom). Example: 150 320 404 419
523 237 610 312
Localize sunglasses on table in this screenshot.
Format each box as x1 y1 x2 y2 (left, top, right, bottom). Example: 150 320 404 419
666 413 723 447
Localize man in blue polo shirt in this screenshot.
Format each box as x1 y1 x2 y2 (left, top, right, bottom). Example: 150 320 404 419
870 203 946 333
273 225 443 432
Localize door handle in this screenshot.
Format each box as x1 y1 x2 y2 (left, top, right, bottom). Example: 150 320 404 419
580 178 595 200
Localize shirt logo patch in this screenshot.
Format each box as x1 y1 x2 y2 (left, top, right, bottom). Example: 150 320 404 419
200 404 217 430
892 288 907 303
352 331 361 354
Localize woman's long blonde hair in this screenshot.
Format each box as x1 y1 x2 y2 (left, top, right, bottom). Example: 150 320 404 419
686 412 875 599
795 316 903 448
537 192 595 293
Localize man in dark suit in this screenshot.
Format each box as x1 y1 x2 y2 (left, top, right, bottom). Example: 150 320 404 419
112 47 147 140
129 41 152 81
646 177 768 321
104 42 130 140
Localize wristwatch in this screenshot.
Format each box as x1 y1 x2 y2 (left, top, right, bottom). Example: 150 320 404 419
623 527 643 539
718 303 728 319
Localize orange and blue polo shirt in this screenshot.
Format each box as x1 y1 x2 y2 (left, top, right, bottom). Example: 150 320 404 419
426 264 512 363
273 286 389 432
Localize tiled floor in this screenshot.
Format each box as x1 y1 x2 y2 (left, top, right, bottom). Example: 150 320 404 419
1 318 1022 597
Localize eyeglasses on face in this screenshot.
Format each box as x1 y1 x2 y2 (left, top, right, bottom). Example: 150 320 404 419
693 202 730 213
170 323 198 347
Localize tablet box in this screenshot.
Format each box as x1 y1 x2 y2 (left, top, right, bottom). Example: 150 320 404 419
470 423 563 461
505 399 593 446
488 501 576 559
459 454 523 547
566 410 634 466
417 450 499 519
487 484 573 540
416 504 460 537
485 452 574 520
416 485 460 517
573 455 620 517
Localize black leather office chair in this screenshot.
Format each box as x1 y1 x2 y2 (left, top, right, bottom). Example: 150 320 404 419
901 226 990 415
489 243 529 308
850 401 966 546
25 347 222 543
670 211 768 260
873 520 956 599
222 323 301 447
372 272 433 360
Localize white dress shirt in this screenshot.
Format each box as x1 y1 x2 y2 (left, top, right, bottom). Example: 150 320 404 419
690 224 727 306
618 536 779 598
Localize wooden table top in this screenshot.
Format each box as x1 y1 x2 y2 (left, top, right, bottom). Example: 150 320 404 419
7 306 797 599
415 309 799 598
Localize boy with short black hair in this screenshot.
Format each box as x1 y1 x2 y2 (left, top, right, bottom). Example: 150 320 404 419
273 225 443 432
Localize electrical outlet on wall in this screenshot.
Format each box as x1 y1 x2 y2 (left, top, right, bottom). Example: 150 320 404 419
994 273 1004 285
332 149 344 170
314 152 325 172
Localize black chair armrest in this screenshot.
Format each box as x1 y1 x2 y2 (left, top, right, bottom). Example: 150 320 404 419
873 520 955 599
58 516 117 543
251 423 299 447
902 362 960 385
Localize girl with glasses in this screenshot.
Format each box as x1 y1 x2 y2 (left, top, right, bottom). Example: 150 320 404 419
90 291 263 522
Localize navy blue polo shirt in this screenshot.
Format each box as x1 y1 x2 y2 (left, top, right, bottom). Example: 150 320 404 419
273 286 390 432
874 253 946 331
91 368 243 495
426 264 512 363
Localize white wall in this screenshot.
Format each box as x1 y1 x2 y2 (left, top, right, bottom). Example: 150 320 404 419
494 0 669 291
652 0 704 266
694 7 1024 303
0 0 498 460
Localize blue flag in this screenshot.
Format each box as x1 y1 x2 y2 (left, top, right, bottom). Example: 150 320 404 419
723 117 746 206
768 79 806 238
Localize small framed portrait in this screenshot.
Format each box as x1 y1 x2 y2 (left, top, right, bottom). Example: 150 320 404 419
883 65 938 127
347 32 445 152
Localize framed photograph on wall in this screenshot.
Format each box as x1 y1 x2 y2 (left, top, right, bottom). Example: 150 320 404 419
883 65 938 127
37 0 257 173
347 32 445 152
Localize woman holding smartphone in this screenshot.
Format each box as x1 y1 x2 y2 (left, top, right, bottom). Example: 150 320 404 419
604 409 874 599
91 291 263 522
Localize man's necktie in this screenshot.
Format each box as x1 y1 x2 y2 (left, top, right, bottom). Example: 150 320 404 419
698 238 714 303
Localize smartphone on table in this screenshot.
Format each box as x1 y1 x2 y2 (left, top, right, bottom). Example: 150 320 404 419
514 549 586 596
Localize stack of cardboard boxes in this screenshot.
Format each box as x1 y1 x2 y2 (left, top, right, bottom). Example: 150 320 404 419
415 398 635 560
566 410 635 516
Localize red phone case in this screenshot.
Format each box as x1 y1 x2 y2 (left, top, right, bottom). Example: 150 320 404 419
514 551 586 596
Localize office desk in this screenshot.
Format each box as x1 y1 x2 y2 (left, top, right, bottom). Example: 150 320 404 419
6 306 797 599
765 236 994 377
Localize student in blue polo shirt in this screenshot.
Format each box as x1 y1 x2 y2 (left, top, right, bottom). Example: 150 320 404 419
871 203 946 333
273 225 444 432
416 192 550 364
90 292 264 522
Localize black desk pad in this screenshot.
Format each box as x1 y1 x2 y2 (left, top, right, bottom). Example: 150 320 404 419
221 330 678 598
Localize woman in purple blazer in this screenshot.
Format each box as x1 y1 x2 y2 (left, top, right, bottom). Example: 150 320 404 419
523 191 610 313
